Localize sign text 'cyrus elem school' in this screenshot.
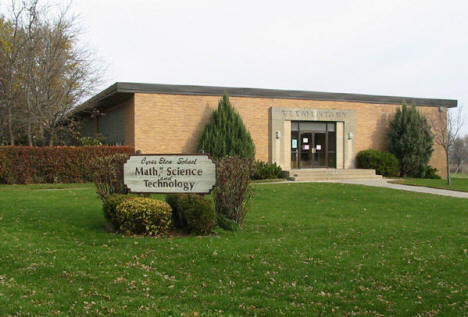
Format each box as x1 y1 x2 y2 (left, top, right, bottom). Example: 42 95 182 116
124 154 216 194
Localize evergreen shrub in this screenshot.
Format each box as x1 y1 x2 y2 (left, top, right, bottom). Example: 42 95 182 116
115 197 172 236
389 103 434 177
214 157 254 225
197 94 255 159
251 161 283 180
356 149 399 177
424 166 442 179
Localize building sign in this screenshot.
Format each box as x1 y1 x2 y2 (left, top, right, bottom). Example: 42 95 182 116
124 154 216 193
281 109 348 121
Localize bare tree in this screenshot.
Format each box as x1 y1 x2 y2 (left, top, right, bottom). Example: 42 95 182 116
450 135 468 174
0 2 27 145
430 105 465 185
0 0 102 146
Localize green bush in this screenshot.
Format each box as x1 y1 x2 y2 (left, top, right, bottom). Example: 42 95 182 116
251 161 283 180
115 197 172 236
197 93 255 159
102 194 139 228
165 194 186 229
166 194 216 235
176 195 217 235
356 149 399 177
424 165 442 179
216 213 240 231
79 134 106 146
91 153 130 198
389 103 434 177
214 157 254 225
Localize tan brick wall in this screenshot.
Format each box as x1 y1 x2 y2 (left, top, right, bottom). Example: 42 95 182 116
133 93 447 178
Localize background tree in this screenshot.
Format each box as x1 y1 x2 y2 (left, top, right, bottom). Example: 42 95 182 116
450 135 468 174
389 103 434 177
430 105 465 184
197 93 255 160
0 0 102 146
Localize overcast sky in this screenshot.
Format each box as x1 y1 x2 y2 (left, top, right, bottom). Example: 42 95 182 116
33 1 468 134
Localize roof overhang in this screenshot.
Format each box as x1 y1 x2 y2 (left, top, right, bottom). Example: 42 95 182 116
73 82 458 116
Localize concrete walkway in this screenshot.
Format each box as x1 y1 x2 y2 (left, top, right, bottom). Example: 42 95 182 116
317 179 468 199
258 178 468 199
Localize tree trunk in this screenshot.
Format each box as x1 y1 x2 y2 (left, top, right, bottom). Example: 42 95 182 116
446 150 451 185
49 132 54 146
27 117 33 146
8 106 14 145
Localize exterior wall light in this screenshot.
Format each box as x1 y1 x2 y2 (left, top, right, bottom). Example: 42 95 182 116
348 132 353 140
439 106 445 112
276 131 281 139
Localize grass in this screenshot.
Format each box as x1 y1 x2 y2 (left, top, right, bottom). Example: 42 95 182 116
391 176 468 192
0 183 467 315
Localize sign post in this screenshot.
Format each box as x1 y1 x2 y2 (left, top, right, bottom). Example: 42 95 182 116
124 154 216 194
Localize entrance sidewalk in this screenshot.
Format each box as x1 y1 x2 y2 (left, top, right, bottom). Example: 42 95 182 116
321 178 468 199
258 178 468 199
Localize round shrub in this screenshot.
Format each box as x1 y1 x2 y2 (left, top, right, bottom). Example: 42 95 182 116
169 194 216 235
165 194 186 229
357 149 399 177
102 193 131 224
180 195 217 235
115 197 172 236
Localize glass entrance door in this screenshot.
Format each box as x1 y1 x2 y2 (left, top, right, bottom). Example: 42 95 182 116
313 132 327 167
299 132 313 168
299 131 327 168
291 121 336 169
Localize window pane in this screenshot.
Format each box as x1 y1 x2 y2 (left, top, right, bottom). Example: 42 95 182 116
300 122 326 131
327 123 335 132
328 132 336 152
291 122 299 131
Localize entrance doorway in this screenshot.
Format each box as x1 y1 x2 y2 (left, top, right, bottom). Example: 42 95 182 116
291 121 336 169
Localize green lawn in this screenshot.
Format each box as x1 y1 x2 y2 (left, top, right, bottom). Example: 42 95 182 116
391 176 468 192
0 183 467 315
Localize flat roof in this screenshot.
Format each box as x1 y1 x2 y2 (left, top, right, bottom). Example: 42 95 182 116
74 82 458 115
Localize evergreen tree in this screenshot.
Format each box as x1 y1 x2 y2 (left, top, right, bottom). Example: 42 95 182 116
389 103 434 177
197 94 255 160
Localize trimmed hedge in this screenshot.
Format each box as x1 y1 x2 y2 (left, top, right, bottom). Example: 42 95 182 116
356 149 399 177
0 146 134 184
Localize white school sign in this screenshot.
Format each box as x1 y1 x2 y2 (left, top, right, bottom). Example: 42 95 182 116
124 154 216 194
